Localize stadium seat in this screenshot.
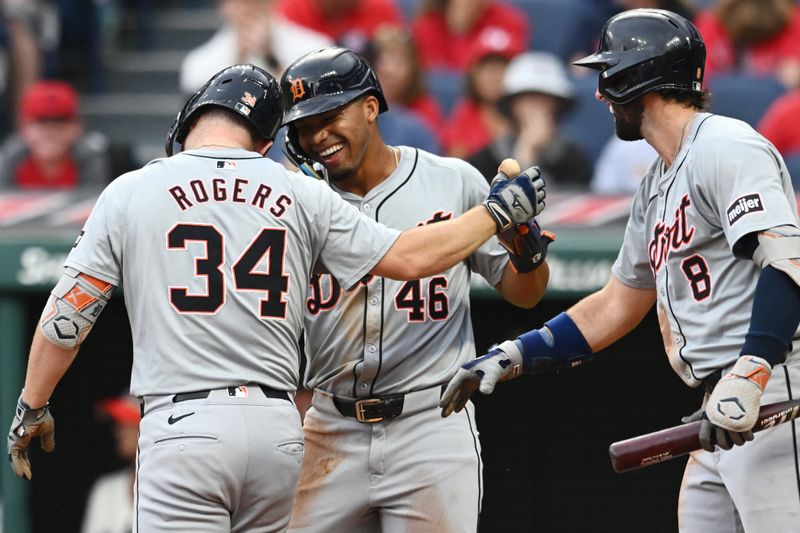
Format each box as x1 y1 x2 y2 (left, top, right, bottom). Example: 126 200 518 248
560 74 614 165
426 69 464 118
709 74 788 128
507 0 607 60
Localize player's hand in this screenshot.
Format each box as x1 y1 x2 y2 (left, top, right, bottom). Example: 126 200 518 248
482 163 546 233
699 356 771 452
440 340 523 417
7 393 55 480
499 218 555 273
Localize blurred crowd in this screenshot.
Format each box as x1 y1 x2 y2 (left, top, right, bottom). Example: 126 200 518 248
2 0 800 194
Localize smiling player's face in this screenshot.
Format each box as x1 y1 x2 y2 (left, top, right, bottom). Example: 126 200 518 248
293 96 379 182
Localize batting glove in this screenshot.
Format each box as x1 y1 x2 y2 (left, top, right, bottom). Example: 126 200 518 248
498 218 555 273
440 340 523 417
699 356 771 452
7 392 55 480
482 167 546 233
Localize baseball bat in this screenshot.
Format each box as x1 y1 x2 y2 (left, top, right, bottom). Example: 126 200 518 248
609 399 800 473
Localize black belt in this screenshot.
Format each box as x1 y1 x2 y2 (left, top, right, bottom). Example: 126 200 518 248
332 394 405 423
173 385 289 403
703 369 722 395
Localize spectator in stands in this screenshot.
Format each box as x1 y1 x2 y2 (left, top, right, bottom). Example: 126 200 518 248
0 6 41 137
276 0 401 51
591 137 659 194
80 394 140 533
412 0 528 72
442 27 522 158
468 51 590 190
180 0 333 93
379 106 441 154
0 80 113 190
758 88 800 155
372 25 444 135
695 0 800 88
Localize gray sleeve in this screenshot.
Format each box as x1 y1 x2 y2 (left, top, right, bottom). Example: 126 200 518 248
695 133 799 247
459 160 507 286
611 181 656 289
63 176 131 285
302 179 400 290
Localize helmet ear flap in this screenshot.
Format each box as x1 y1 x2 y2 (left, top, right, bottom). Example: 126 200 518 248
282 128 326 180
165 77 215 156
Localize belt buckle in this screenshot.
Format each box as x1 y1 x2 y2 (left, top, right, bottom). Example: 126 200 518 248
354 398 384 423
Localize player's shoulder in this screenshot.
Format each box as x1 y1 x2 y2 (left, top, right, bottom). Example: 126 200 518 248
410 147 486 184
100 160 162 199
692 114 766 154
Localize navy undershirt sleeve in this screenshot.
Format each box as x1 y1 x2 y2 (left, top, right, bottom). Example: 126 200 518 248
740 265 800 365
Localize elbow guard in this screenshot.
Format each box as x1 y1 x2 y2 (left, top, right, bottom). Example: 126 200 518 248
40 268 114 349
751 225 800 287
517 312 593 374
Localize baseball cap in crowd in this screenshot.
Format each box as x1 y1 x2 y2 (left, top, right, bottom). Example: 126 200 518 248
502 51 575 103
19 80 79 123
466 27 524 68
95 394 141 425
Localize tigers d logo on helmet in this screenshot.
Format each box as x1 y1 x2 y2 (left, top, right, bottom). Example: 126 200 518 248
290 79 306 102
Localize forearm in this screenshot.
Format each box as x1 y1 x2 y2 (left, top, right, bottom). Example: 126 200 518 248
568 277 657 352
373 206 496 280
21 327 79 408
512 277 655 374
495 261 549 309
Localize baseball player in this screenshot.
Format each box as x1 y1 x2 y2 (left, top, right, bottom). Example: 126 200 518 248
279 47 553 532
6 65 545 532
440 9 800 533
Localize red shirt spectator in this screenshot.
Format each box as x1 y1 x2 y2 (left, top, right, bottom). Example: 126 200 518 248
372 26 445 136
695 3 800 87
441 28 522 157
412 0 528 71
758 89 800 154
277 0 402 46
0 80 113 190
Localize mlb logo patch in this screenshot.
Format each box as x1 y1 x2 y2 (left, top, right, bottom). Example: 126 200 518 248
234 102 251 116
216 160 237 171
726 193 764 226
228 386 249 398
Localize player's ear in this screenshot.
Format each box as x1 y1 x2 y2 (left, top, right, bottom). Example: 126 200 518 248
363 96 380 123
255 139 274 156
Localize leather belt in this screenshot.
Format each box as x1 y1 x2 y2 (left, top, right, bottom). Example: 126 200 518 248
172 385 289 403
332 394 405 423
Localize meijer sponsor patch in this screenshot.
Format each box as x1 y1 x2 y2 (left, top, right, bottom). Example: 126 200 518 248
726 193 764 225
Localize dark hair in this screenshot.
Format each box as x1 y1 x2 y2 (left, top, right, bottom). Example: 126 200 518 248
657 88 712 112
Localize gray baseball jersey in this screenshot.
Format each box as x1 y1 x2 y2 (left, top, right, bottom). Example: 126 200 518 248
612 113 800 532
612 113 799 386
66 147 400 396
66 147 401 532
303 145 507 396
290 146 507 532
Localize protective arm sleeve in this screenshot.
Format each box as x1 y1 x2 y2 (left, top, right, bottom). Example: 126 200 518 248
517 312 594 374
739 265 800 366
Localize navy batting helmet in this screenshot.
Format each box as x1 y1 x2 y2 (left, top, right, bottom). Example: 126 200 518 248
573 9 706 105
280 47 388 127
165 64 282 156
